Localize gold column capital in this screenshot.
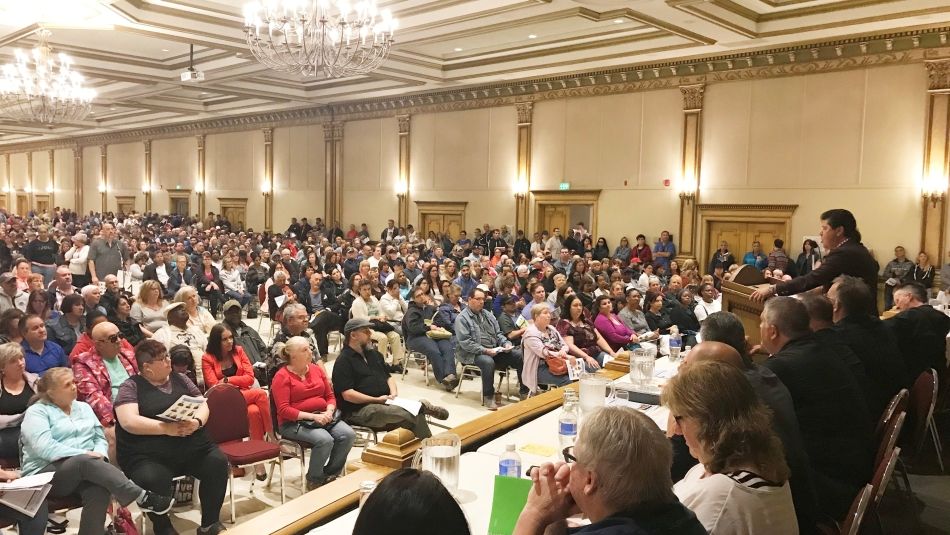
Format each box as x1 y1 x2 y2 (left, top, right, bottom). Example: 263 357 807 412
263 127 274 143
143 139 151 152
516 102 534 125
680 83 705 112
925 59 950 93
397 114 411 135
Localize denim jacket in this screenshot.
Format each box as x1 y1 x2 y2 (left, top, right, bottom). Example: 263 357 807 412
454 307 507 365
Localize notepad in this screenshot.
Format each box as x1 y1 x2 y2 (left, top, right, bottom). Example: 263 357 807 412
488 475 532 535
519 443 557 457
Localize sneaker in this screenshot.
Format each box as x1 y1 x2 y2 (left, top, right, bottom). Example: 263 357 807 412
441 374 458 391
419 399 450 420
482 396 498 411
138 491 175 515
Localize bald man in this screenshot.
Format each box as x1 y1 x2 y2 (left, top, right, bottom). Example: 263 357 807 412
674 340 818 533
73 321 139 462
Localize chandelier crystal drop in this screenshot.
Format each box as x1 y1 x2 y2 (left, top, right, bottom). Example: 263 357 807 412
243 0 397 78
0 29 96 124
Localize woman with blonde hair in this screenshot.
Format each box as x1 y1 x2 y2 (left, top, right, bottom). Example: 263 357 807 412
0 342 38 458
664 360 797 534
132 280 168 333
174 285 216 334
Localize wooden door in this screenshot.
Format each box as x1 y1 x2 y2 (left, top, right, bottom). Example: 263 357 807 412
34 195 50 216
422 214 443 239
539 205 569 235
222 206 246 231
116 197 134 215
704 221 787 270
170 196 190 216
16 194 28 216
708 221 744 266
746 222 785 252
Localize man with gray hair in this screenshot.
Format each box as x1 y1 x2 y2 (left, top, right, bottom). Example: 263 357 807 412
81 284 107 316
759 297 872 521
887 281 950 381
514 406 704 535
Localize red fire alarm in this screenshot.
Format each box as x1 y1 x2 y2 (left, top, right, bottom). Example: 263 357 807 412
663 179 671 187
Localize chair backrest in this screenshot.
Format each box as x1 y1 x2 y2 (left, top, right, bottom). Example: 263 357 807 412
840 484 874 535
868 446 900 514
874 411 905 469
905 369 938 452
875 388 908 440
204 383 250 444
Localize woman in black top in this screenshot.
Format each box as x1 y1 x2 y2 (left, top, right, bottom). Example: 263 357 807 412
193 253 223 317
321 267 349 318
115 340 228 535
644 290 673 334
794 239 820 278
110 294 148 347
0 343 37 458
592 238 610 261
403 287 458 390
908 252 935 291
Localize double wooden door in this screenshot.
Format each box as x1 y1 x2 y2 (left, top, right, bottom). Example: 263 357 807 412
707 221 786 268
422 213 463 241
539 205 569 236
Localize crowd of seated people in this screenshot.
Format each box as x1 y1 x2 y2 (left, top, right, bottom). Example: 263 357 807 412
0 206 947 534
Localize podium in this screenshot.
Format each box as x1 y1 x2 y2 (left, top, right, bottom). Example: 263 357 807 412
720 265 772 346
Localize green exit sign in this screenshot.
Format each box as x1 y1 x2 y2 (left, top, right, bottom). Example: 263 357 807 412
559 182 570 191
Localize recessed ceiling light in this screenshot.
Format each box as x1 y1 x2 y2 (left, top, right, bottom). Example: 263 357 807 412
613 18 625 24
528 34 537 39
109 107 116 111
236 52 243 56
454 47 462 52
200 91 207 95
161 48 169 52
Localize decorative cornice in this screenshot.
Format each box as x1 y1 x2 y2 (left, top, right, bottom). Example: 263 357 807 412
697 203 798 212
1 27 949 155
516 102 533 125
925 59 950 93
397 114 411 135
680 84 705 111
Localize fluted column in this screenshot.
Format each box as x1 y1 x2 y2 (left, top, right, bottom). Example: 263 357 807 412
73 147 82 214
324 122 344 227
515 102 533 233
47 150 55 209
922 60 950 273
396 114 410 227
143 140 152 212
26 153 33 209
4 155 11 211
99 145 107 213
263 128 274 232
196 135 206 218
677 83 705 261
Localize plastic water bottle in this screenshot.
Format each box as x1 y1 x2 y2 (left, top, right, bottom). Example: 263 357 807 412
669 325 682 361
499 444 522 478
558 395 578 448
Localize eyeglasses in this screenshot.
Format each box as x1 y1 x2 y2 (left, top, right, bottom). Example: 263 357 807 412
96 333 123 344
562 446 576 464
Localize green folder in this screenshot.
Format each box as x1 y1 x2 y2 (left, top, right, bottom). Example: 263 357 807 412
487 475 533 535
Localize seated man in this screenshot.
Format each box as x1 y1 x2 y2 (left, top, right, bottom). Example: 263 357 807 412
332 318 447 439
73 321 138 460
887 282 950 381
152 302 209 386
759 297 872 521
20 314 68 375
100 274 122 317
514 406 705 535
222 300 268 364
455 287 526 410
47 266 78 312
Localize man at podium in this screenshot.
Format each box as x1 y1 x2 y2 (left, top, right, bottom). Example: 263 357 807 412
751 209 879 315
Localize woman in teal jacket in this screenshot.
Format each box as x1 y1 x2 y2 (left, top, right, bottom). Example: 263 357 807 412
21 367 173 535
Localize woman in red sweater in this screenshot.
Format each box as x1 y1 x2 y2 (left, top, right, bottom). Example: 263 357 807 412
271 336 355 490
202 324 273 480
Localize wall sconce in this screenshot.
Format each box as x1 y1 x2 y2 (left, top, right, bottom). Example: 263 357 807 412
513 177 528 198
261 182 272 195
97 184 105 193
24 186 33 194
1 186 8 193
394 179 408 198
677 172 697 203
45 186 53 194
922 170 947 207
142 184 151 194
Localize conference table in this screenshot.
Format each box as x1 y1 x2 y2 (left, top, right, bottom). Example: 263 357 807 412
300 358 679 535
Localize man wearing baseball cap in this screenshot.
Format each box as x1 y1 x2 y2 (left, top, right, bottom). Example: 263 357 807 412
331 318 448 439
0 273 25 313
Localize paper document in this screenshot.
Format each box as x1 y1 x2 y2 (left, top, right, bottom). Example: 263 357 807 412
0 472 53 490
156 394 205 422
274 294 287 308
0 484 51 517
385 397 422 416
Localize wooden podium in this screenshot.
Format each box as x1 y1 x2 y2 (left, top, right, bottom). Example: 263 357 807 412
721 265 771 346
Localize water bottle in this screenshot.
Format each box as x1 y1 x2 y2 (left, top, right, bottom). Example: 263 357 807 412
558 395 578 448
499 444 522 477
358 481 376 507
669 325 682 361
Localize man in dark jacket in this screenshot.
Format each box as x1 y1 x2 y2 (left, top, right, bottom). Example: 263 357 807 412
887 282 950 381
222 300 267 365
760 297 872 521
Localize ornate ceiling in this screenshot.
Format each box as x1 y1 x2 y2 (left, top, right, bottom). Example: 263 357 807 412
0 0 947 146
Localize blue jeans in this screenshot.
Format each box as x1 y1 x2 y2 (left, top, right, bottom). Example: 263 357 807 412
279 420 356 484
225 290 252 308
31 263 56 287
471 349 524 397
406 336 456 382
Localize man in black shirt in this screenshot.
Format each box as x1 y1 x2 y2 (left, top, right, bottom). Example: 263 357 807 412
887 282 950 381
21 225 59 287
332 318 447 439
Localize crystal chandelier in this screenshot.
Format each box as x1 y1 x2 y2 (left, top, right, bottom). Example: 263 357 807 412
0 29 96 124
243 0 397 78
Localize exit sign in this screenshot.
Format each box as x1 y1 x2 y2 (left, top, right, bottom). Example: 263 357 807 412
559 182 570 191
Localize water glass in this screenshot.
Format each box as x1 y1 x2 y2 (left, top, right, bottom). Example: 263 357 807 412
630 349 655 388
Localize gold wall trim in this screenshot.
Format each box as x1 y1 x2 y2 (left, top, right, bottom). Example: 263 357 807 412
2 29 949 155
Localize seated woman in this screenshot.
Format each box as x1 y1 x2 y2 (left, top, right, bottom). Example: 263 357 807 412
46 294 84 357
591 295 639 353
693 282 722 323
202 324 273 480
131 280 168 334
644 290 674 335
219 257 252 309
668 289 701 335
21 367 174 535
115 340 229 535
174 285 216 335
435 284 463 334
350 280 405 366
194 253 224 318
271 337 355 491
27 290 59 322
523 304 573 394
21 314 68 375
618 288 654 339
353 468 471 535
556 295 613 370
0 343 37 459
665 360 797 534
110 294 149 347
403 286 458 391
379 279 408 335
0 309 25 345
69 309 114 360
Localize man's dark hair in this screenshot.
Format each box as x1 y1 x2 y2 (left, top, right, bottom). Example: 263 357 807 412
798 293 833 325
820 208 861 242
831 275 872 318
763 297 811 340
699 312 750 366
894 281 928 303
774 238 784 249
353 468 470 535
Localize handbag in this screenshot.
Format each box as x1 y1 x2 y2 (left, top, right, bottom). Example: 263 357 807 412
298 409 342 430
425 310 453 339
544 354 568 376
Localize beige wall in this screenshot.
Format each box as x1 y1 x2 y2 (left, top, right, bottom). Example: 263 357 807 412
0 60 935 265
53 149 74 211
